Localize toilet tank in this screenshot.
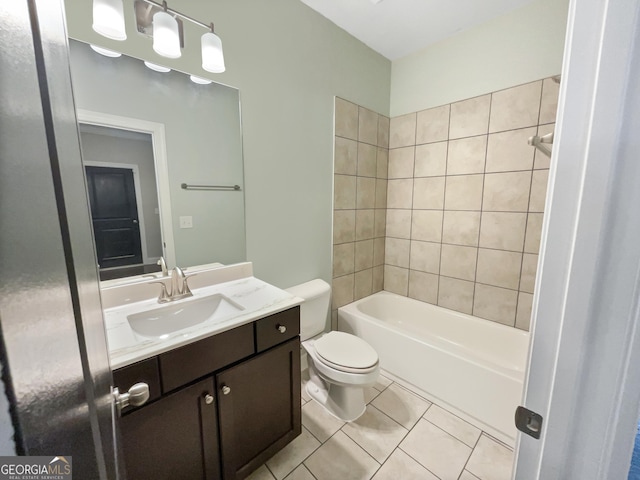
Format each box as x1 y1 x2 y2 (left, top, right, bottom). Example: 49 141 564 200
285 279 331 341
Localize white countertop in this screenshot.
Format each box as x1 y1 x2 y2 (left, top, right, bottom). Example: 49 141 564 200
105 276 302 369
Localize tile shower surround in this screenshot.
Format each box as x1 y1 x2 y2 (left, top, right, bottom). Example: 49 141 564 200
332 78 559 330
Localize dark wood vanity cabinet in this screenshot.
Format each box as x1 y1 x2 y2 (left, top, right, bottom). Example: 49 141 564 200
114 307 301 480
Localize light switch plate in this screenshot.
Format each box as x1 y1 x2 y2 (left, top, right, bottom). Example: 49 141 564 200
179 216 193 228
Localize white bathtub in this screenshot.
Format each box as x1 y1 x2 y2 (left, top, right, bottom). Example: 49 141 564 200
338 291 529 444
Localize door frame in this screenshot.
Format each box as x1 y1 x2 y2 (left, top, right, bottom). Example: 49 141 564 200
77 109 176 269
84 161 154 266
515 0 640 478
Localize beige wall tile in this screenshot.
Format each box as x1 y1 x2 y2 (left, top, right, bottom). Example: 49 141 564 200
415 142 447 177
378 116 390 148
359 107 379 145
534 123 554 169
438 276 474 314
409 241 441 274
335 97 358 140
385 237 410 268
357 177 376 209
384 265 409 295
333 243 355 277
354 269 373 301
539 77 560 125
413 177 445 210
447 136 487 175
486 127 536 173
355 239 374 271
445 175 484 210
442 211 481 246
476 249 522 289
520 253 538 294
450 94 491 139
375 179 388 209
479 212 527 251
335 137 358 175
524 213 544 254
411 210 443 242
387 179 414 209
529 169 549 212
408 270 439 304
374 209 387 237
416 104 450 144
372 265 384 292
355 209 375 241
440 244 478 281
386 209 412 239
332 274 354 309
482 171 531 212
376 147 389 179
334 174 356 210
334 210 356 244
373 237 385 266
332 309 338 332
516 292 533 331
357 143 378 177
489 81 542 133
473 284 518 326
389 147 415 178
390 113 417 148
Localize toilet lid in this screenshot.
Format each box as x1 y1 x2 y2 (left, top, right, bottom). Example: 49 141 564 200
314 331 378 370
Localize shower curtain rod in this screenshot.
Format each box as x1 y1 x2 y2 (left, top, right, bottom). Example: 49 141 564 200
528 131 554 157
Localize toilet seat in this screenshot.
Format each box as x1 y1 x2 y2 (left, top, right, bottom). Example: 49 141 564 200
314 331 378 373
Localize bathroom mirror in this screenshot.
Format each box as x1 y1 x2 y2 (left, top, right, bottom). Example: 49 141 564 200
68 40 246 282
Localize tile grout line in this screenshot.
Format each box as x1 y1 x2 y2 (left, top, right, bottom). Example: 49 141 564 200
435 104 452 306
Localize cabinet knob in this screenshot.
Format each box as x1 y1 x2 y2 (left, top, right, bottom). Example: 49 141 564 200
277 324 287 334
221 385 231 395
204 393 214 405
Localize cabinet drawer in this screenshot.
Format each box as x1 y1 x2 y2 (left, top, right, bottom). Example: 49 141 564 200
255 307 300 353
159 323 254 393
113 357 161 413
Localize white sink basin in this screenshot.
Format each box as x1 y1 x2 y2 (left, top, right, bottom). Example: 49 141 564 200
127 294 244 338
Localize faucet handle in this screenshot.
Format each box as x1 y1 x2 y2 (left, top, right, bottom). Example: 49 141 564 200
156 257 168 277
181 275 195 297
150 281 171 303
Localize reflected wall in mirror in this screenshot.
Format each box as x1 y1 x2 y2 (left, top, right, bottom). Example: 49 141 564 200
69 39 246 282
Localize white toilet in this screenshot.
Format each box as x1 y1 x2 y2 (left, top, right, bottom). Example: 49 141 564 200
286 279 379 422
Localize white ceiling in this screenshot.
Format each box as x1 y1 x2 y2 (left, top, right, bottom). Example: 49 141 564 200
299 0 536 60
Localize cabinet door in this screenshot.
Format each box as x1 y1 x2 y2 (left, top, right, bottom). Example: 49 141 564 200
120 377 221 480
217 337 301 480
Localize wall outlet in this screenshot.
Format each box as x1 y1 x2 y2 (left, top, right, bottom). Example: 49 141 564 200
179 216 193 229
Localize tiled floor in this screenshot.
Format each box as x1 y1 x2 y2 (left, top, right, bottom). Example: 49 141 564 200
248 372 514 480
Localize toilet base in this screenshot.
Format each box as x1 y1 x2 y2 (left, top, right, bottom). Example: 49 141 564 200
306 366 367 422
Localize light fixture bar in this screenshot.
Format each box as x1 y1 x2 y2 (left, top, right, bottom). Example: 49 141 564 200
137 0 212 30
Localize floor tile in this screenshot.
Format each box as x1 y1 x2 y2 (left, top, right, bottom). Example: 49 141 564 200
371 383 431 429
459 471 481 480
305 431 380 480
371 448 438 480
302 399 345 442
465 434 514 480
283 464 315 480
247 465 275 480
266 427 320 480
342 405 408 463
373 374 392 392
400 419 472 480
423 404 481 447
364 386 381 404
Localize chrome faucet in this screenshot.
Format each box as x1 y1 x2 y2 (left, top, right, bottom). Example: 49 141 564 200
156 256 168 277
151 267 193 304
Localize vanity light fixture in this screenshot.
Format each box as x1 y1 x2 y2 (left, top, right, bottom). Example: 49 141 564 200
189 75 213 85
90 44 122 58
201 24 225 73
152 4 181 59
144 61 171 73
92 0 127 41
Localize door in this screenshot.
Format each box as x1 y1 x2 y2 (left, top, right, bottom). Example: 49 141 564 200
0 0 121 477
85 166 143 268
216 338 301 480
119 377 221 480
514 0 640 478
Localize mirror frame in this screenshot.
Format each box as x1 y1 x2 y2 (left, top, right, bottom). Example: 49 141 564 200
77 109 177 269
